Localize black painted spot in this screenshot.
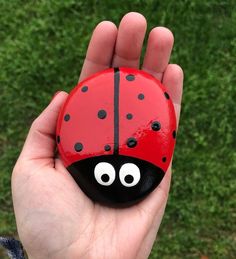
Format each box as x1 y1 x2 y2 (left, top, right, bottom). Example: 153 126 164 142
164 92 170 99
138 93 145 100
126 113 133 120
74 142 83 152
104 145 111 151
81 86 88 92
57 136 60 144
162 157 167 162
64 114 70 121
126 74 135 81
173 130 176 139
125 175 134 184
151 121 161 131
101 174 110 183
127 137 137 148
98 110 107 119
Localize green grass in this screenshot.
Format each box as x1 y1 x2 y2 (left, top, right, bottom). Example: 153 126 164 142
0 0 236 258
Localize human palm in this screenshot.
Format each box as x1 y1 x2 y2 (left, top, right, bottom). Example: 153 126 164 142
12 12 183 259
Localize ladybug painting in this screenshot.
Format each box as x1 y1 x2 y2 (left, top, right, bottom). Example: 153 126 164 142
56 67 176 206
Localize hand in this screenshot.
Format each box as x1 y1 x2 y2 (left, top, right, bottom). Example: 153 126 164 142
12 12 183 259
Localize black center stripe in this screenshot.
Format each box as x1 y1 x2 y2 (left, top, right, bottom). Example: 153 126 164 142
114 67 120 155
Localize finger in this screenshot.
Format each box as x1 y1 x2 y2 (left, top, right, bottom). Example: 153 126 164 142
19 91 68 162
142 27 174 81
112 12 147 68
162 64 184 127
79 21 117 82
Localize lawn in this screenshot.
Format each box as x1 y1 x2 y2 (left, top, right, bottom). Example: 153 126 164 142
0 0 236 258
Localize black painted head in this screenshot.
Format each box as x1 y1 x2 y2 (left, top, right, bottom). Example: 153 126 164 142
68 155 164 207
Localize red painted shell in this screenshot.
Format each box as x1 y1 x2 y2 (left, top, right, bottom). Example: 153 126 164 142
56 67 176 173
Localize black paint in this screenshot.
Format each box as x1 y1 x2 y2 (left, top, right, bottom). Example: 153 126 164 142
126 113 133 120
164 92 170 99
125 175 134 184
101 174 110 183
162 157 167 162
151 121 161 131
173 130 176 139
104 145 111 151
74 142 83 152
126 74 135 81
127 137 137 148
81 86 88 92
114 68 120 155
68 155 165 207
98 110 107 119
64 114 70 121
138 93 145 100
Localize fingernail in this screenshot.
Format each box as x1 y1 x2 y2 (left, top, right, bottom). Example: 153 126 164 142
51 91 61 102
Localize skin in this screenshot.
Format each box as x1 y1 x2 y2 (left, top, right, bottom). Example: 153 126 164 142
12 12 184 259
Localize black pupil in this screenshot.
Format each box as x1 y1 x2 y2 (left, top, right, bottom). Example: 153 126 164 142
125 174 134 184
101 174 110 183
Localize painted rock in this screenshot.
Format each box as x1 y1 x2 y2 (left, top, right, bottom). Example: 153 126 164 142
56 67 176 206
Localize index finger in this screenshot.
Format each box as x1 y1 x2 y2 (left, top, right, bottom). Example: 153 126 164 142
79 21 117 82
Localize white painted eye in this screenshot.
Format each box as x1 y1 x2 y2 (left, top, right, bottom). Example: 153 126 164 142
94 162 115 186
119 163 140 187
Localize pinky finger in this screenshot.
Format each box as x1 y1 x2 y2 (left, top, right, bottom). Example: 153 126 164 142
162 64 184 127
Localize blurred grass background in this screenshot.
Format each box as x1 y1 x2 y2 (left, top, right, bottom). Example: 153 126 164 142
0 0 235 258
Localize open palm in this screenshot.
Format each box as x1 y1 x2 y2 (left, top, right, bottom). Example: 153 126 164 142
12 12 183 259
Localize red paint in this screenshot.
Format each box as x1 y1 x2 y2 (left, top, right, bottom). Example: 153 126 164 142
56 67 176 174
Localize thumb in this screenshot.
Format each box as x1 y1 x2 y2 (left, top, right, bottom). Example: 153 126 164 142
19 91 68 163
